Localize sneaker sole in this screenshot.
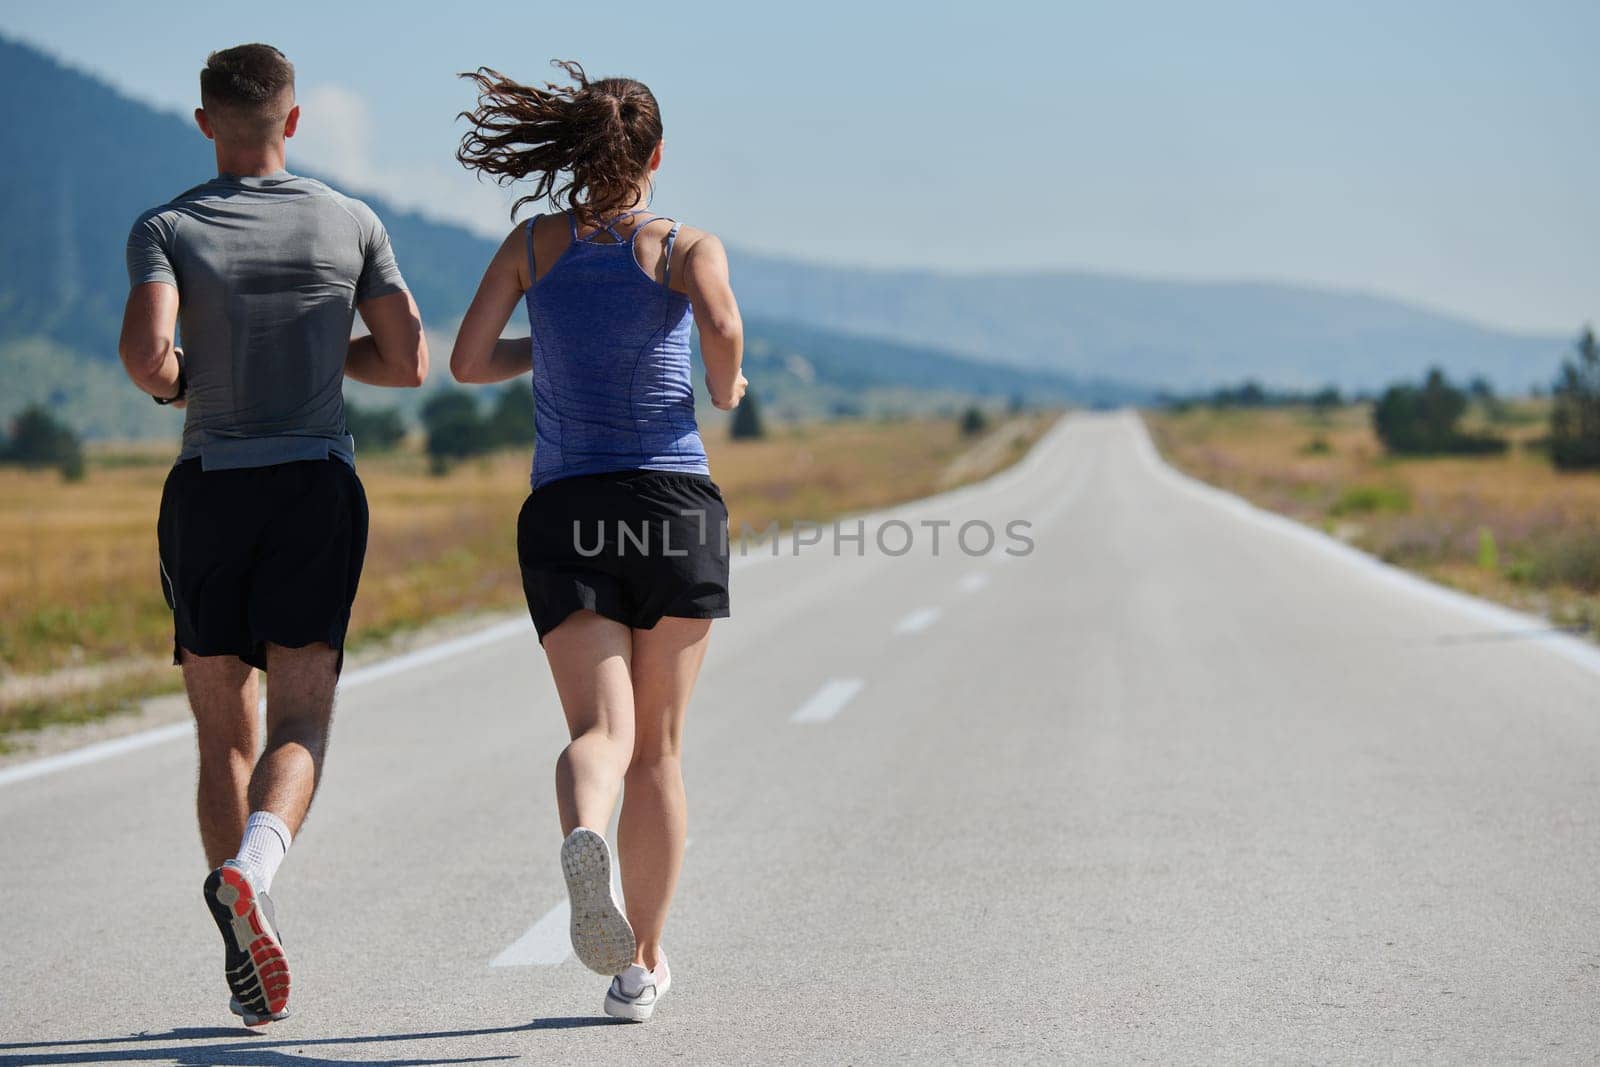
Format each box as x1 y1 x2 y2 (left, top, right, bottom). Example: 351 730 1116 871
561 829 636 975
229 995 289 1028
203 866 291 1019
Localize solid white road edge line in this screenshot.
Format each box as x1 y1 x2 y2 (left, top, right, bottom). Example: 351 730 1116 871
790 678 867 725
0 722 194 790
1128 412 1600 681
0 617 536 790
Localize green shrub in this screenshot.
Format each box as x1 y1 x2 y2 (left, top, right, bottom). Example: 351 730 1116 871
421 389 492 472
959 405 989 437
4 404 84 481
346 402 407 452
487 385 536 446
1299 436 1333 456
1477 527 1499 572
1329 483 1412 517
730 390 766 440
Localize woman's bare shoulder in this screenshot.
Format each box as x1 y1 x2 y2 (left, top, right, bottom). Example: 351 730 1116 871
671 224 725 264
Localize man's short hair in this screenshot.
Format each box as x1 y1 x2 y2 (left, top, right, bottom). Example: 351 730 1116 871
200 44 295 115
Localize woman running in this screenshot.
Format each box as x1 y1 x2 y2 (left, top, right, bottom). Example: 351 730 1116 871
451 61 746 1022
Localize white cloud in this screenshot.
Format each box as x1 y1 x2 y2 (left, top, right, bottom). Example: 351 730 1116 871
292 84 376 185
289 83 520 239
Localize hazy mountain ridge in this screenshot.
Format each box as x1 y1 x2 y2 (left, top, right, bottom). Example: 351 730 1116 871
729 253 1570 393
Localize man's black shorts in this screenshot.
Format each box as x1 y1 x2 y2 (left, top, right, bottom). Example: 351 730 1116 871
157 457 369 671
517 470 731 642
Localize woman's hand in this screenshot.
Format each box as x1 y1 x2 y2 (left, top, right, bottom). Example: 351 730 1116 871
709 371 748 410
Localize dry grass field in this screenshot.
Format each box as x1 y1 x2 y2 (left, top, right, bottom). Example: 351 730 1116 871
1148 403 1600 640
0 414 1051 741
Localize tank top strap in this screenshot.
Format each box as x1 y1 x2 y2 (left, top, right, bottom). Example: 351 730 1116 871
663 221 683 289
625 215 663 244
573 208 655 245
525 214 541 285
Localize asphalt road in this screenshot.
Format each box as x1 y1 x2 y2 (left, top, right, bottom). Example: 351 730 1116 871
2 412 1598 1065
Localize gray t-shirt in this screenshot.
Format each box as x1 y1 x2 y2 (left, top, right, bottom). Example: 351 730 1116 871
126 171 408 470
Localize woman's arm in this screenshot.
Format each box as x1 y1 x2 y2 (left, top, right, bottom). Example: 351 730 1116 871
683 234 747 410
451 224 535 384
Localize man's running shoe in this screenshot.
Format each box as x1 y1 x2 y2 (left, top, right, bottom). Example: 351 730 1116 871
560 827 636 975
202 860 291 1023
229 995 289 1028
604 954 671 1022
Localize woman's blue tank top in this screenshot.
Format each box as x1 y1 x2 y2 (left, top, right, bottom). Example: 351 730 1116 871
523 211 708 489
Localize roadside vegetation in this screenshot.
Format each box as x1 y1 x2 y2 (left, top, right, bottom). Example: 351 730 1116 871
0 409 1054 747
1149 331 1600 644
2 405 85 482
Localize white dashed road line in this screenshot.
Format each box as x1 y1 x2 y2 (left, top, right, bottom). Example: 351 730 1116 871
789 678 866 725
491 900 573 967
893 607 943 635
491 839 693 967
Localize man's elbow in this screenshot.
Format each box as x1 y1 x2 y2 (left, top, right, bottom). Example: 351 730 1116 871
382 328 428 388
118 337 172 387
405 336 430 388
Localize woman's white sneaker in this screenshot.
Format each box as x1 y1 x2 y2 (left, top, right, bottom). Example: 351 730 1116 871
604 955 671 1022
560 827 636 975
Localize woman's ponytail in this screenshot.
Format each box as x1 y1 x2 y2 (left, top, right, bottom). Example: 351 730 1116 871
457 60 663 225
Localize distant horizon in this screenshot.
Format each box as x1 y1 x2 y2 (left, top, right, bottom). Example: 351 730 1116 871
1 1 1594 338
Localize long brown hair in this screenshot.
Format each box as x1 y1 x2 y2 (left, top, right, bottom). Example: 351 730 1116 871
456 60 663 225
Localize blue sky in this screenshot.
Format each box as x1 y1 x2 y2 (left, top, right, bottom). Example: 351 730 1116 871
3 1 1594 335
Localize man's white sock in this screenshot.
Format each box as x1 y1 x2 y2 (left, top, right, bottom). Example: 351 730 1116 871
235 811 292 892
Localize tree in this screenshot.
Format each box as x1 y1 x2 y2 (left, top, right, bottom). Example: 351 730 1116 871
1310 385 1343 414
1550 327 1600 470
421 389 491 473
487 384 537 447
1211 380 1267 408
729 389 766 440
960 405 990 437
1466 375 1509 423
5 405 84 481
345 402 407 452
1373 366 1506 456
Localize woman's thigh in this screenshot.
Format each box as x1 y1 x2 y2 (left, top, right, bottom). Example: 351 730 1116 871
542 609 636 740
630 617 712 760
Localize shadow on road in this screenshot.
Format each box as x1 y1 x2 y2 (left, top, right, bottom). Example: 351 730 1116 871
0 1018 626 1066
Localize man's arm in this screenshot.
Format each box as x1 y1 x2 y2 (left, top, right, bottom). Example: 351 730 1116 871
118 282 183 400
346 290 429 387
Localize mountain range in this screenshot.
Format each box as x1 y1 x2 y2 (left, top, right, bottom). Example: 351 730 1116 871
0 34 1572 440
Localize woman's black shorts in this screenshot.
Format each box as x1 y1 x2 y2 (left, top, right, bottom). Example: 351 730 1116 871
157 457 369 671
517 470 731 641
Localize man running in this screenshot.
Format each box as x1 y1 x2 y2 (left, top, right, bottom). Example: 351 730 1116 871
118 43 428 1026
